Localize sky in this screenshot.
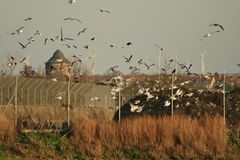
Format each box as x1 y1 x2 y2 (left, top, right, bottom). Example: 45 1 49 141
0 0 240 75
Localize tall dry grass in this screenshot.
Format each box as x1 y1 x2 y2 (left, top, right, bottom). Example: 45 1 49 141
71 115 227 159
0 113 16 147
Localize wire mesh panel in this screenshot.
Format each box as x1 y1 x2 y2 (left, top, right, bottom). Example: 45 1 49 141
0 77 115 108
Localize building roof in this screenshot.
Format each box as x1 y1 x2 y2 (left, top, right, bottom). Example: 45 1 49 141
46 49 70 64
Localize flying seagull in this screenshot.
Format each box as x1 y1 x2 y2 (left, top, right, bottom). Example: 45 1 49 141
209 23 224 31
68 0 76 4
64 17 82 23
78 27 87 36
11 26 24 35
96 9 111 13
126 42 132 46
109 44 124 48
18 41 31 49
60 27 74 41
200 30 220 41
44 37 54 45
109 66 119 72
65 44 77 49
123 55 132 62
137 59 143 64
236 64 240 67
24 17 32 21
144 63 155 69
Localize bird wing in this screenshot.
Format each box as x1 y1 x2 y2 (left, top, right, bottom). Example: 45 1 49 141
144 63 149 68
104 10 111 13
64 37 74 41
44 38 48 45
60 27 63 40
18 42 25 48
123 56 128 61
149 64 155 67
129 55 133 61
219 24 224 31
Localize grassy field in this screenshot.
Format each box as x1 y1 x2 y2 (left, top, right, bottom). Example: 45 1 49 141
0 114 239 159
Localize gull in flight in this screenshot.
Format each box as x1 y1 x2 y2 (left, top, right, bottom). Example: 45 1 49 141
123 55 132 62
137 59 143 65
109 66 119 72
64 17 82 23
209 23 224 31
144 63 155 69
65 44 77 49
78 27 87 36
24 17 32 21
11 27 24 35
60 27 74 41
68 0 76 4
18 41 31 49
200 30 220 41
44 37 55 45
96 9 111 13
126 42 132 46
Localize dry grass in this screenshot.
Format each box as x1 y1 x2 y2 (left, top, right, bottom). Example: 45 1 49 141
0 105 114 130
72 115 227 159
0 113 16 146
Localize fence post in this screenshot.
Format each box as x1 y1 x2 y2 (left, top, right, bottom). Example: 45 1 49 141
223 71 226 125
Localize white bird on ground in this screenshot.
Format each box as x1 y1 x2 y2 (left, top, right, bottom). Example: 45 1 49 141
145 90 154 100
44 37 55 45
170 95 177 101
186 101 191 106
164 100 171 107
78 27 87 36
134 100 140 105
53 92 64 100
129 103 143 113
186 93 193 97
52 78 57 82
91 96 101 102
175 89 183 96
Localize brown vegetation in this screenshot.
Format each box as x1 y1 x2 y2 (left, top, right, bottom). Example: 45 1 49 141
72 115 227 159
0 114 16 147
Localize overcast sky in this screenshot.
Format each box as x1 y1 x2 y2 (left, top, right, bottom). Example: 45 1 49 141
0 0 240 74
